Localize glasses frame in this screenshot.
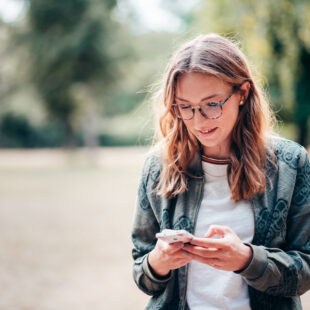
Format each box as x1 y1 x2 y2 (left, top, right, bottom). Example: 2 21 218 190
172 86 239 120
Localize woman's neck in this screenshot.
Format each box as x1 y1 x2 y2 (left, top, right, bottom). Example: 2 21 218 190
202 146 231 160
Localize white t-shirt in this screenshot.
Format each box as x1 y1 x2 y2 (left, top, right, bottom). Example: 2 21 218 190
186 161 255 310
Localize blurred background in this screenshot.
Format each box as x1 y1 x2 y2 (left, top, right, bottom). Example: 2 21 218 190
0 0 309 309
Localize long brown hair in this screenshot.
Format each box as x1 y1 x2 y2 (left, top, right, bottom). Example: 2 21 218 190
152 33 277 202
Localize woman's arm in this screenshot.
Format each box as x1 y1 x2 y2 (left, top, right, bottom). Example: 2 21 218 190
183 146 310 297
132 155 168 295
132 154 192 296
132 154 175 296
235 146 310 297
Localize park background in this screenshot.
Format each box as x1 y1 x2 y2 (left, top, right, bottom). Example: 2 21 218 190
0 0 309 309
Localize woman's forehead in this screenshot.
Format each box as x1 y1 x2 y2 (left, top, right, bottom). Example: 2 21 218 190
175 72 229 100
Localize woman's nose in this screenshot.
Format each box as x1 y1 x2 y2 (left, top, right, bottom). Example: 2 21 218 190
193 107 206 126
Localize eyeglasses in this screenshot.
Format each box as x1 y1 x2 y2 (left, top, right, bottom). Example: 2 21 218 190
172 86 239 120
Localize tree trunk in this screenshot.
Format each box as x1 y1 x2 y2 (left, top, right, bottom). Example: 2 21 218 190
297 121 309 148
64 121 76 149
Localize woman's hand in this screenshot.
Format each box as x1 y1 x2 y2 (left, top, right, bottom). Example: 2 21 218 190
183 225 253 272
148 239 192 277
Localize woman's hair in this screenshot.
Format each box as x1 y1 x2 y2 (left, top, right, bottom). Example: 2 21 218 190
152 33 278 202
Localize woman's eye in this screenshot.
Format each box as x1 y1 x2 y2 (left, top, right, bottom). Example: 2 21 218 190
207 102 218 107
180 105 191 110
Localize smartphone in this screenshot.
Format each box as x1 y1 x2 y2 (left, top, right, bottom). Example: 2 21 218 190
156 229 194 244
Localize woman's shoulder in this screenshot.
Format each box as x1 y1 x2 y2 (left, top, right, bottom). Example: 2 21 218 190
267 134 304 149
140 145 163 182
143 145 162 166
266 134 309 169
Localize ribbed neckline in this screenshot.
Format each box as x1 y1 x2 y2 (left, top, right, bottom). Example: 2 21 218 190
201 154 231 165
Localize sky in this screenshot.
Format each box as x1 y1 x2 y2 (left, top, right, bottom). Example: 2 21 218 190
116 0 199 33
0 0 27 23
0 0 199 33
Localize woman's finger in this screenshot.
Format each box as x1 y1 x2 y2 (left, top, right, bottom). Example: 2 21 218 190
204 225 227 238
158 240 184 254
190 254 221 268
190 237 227 249
183 244 220 258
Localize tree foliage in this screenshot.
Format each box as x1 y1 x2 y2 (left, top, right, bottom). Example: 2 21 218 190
192 0 310 145
24 0 118 146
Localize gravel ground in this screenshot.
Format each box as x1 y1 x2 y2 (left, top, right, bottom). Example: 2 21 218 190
0 147 309 310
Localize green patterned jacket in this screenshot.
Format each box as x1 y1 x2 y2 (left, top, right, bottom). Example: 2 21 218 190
131 136 310 310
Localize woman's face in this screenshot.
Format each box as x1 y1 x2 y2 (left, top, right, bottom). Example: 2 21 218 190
175 72 248 158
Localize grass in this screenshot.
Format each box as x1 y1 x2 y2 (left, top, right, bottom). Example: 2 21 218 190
0 147 309 309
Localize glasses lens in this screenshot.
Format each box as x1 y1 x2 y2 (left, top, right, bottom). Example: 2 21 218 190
175 105 193 120
201 103 222 119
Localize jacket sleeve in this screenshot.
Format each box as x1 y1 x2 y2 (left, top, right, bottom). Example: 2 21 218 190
235 146 310 297
131 154 172 296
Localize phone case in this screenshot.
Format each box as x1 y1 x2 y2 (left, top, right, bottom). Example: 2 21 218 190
156 229 194 243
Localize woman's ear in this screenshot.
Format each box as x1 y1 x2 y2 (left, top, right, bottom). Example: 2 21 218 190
239 81 250 102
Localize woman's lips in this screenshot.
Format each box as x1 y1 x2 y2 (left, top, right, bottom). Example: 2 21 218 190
198 127 218 135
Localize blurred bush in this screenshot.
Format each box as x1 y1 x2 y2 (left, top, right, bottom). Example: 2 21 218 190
0 113 65 147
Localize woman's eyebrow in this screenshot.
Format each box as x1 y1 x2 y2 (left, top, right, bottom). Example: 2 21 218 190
175 93 219 102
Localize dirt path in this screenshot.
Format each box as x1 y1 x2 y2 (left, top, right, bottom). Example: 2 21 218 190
0 148 308 309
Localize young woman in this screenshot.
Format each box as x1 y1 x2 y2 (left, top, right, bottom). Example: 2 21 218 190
131 33 310 310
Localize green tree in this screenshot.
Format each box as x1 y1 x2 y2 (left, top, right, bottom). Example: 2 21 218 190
191 0 310 146
24 0 117 147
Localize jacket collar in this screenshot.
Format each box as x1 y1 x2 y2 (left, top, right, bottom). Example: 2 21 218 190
187 152 204 178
